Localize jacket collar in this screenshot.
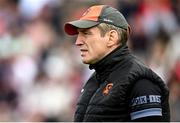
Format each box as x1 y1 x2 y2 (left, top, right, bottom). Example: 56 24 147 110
89 44 130 81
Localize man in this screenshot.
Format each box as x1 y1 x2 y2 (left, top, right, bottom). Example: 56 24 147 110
64 5 170 122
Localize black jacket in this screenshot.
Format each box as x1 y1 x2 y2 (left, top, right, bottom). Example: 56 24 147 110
74 45 170 122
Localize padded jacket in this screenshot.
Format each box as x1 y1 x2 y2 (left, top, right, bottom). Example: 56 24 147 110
74 45 170 122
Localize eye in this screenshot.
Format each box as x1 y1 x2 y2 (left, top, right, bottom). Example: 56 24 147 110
83 31 89 35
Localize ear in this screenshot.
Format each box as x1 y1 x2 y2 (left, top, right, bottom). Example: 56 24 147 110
107 30 119 47
127 26 131 39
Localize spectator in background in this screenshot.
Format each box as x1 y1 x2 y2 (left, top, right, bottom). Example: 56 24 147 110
148 31 170 81
122 0 178 60
0 58 19 121
168 59 180 121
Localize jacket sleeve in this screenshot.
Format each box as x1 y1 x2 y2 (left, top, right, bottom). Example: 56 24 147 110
128 79 164 121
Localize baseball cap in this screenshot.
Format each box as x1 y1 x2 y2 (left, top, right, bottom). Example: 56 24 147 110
64 5 129 35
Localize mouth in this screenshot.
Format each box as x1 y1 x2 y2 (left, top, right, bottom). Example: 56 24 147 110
80 49 88 56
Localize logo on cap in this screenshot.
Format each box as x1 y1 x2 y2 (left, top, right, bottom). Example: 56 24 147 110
82 8 91 17
103 18 113 23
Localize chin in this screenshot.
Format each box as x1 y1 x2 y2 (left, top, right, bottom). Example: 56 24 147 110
82 60 90 64
82 59 97 65
82 58 93 64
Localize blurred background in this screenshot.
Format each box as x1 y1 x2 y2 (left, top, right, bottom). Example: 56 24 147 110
0 0 179 121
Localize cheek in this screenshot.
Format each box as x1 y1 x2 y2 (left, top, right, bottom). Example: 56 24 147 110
86 35 108 56
90 42 107 56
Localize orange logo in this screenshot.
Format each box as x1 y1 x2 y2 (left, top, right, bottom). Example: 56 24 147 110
82 8 91 17
103 83 113 95
80 5 104 21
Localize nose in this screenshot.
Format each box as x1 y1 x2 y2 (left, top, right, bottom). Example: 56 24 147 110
75 34 84 46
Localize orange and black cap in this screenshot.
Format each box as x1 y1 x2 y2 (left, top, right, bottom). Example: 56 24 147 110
64 5 129 35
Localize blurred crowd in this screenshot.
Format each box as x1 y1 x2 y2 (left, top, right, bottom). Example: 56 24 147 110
0 0 179 121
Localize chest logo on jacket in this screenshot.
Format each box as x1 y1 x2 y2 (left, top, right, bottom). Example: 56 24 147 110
103 83 113 95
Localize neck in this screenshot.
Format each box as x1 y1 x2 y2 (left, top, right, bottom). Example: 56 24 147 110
93 44 121 65
89 44 129 70
89 44 130 82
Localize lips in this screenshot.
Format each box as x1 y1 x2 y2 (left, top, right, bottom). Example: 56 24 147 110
80 49 88 56
80 49 88 52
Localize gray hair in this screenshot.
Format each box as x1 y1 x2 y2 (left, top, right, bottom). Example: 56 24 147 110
97 23 128 44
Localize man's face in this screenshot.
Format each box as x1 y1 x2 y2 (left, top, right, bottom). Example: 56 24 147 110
76 26 109 64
